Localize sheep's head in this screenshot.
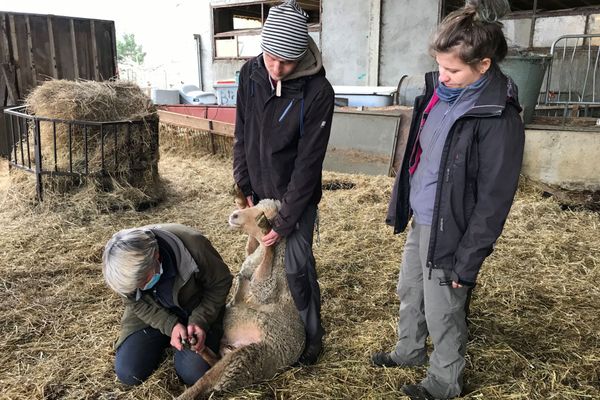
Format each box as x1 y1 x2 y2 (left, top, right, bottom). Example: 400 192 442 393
228 199 281 240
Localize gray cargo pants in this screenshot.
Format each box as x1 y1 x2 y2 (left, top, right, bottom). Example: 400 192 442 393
284 204 325 345
392 222 471 399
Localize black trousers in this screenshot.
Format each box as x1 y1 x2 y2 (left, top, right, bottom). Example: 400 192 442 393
284 204 325 345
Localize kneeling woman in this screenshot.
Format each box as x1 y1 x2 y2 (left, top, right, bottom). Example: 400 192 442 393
102 224 232 386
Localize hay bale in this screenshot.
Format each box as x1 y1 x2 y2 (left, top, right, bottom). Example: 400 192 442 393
16 79 162 210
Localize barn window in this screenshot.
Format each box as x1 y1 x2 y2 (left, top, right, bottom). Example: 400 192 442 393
441 0 600 49
212 1 321 59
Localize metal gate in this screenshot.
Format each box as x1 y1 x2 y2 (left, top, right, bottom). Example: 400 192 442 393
3 106 156 201
541 34 600 118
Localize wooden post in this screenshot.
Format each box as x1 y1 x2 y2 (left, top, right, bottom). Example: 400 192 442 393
46 16 59 78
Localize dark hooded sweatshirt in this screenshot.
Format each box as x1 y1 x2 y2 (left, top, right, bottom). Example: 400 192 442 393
386 66 525 286
233 37 335 237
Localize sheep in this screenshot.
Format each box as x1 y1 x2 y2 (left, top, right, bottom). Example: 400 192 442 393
177 199 305 400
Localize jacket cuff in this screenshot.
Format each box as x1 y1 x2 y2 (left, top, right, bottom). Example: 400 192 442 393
451 271 475 287
189 317 209 333
162 314 179 337
270 215 293 237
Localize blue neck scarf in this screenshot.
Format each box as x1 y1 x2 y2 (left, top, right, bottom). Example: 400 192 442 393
436 73 489 105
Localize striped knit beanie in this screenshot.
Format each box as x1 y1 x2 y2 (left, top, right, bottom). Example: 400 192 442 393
261 0 309 61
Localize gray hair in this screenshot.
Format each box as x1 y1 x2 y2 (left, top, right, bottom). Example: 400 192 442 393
102 228 158 297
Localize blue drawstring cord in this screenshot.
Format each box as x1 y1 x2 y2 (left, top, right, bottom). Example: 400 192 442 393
278 99 295 122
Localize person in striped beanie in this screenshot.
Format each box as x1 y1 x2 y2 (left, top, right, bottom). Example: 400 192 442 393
261 0 309 62
233 0 334 366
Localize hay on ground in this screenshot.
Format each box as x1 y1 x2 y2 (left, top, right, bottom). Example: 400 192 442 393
0 153 598 399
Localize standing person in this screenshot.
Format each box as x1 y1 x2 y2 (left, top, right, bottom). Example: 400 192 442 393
102 224 232 386
371 1 524 399
233 0 334 365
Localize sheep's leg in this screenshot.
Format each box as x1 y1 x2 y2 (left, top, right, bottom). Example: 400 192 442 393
177 342 273 400
245 235 260 256
253 245 274 283
228 272 249 305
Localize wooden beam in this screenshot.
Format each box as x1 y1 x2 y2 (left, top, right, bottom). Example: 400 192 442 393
90 20 99 80
46 16 58 78
157 110 235 137
1 63 18 105
0 14 10 64
25 15 36 86
8 14 22 99
69 19 79 79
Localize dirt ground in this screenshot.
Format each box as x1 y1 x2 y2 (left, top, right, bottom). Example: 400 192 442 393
0 152 598 400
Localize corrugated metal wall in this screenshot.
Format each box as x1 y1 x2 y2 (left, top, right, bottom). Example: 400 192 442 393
0 11 118 156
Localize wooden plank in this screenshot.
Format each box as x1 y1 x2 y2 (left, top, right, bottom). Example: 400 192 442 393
30 15 52 82
90 20 99 80
1 63 18 105
69 19 79 79
12 15 33 97
0 13 10 64
0 75 6 106
73 19 93 79
46 16 58 78
94 20 117 79
52 16 75 79
25 15 37 86
158 110 235 137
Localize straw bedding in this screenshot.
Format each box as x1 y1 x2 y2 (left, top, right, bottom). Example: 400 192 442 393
0 152 598 399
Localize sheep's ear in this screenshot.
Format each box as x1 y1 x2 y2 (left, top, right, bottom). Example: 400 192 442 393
231 183 247 208
256 213 272 235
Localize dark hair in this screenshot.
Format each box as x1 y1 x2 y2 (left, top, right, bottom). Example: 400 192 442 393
431 0 510 65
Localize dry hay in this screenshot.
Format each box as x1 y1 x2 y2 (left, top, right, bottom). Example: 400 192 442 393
159 122 234 158
0 153 599 400
16 79 161 209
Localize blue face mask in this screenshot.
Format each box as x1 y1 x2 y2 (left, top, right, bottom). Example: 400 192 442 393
142 263 163 291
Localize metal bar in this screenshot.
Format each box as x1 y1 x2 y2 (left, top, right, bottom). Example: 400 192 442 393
4 106 140 125
126 123 131 172
34 119 43 201
53 121 58 171
594 46 600 102
17 116 24 166
582 39 592 104
84 125 89 175
114 124 118 169
528 0 538 49
567 38 578 103
100 124 105 172
24 119 31 169
68 123 73 173
10 115 17 163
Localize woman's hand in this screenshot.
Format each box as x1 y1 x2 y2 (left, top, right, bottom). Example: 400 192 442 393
170 323 188 351
452 281 463 289
187 324 207 352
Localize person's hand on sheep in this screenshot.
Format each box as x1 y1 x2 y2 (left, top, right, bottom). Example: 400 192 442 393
263 229 280 247
187 323 207 352
246 196 254 208
170 322 188 351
